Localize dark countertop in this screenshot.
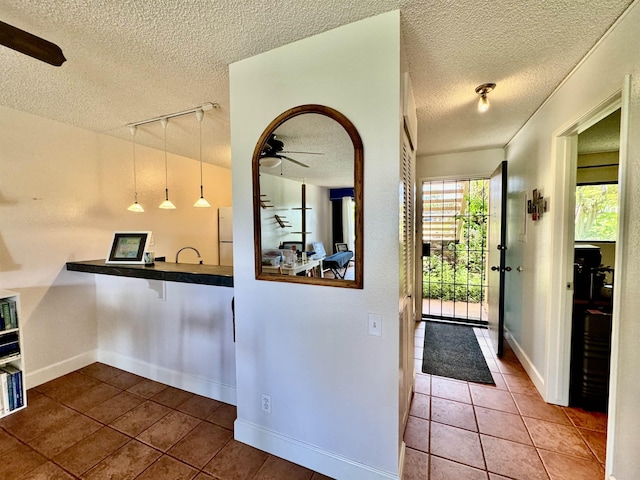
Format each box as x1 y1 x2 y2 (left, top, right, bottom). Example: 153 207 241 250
66 259 234 288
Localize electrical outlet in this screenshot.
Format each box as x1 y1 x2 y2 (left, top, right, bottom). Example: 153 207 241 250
368 313 382 336
261 393 271 413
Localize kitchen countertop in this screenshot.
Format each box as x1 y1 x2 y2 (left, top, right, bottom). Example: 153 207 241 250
66 259 234 287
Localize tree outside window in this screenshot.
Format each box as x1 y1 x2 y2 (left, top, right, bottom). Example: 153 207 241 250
575 183 618 242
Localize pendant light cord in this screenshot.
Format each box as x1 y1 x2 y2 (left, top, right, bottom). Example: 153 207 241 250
131 127 138 201
162 118 169 199
199 114 204 189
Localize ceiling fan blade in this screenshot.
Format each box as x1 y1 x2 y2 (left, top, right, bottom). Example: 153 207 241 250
281 155 309 168
0 21 66 66
280 150 325 155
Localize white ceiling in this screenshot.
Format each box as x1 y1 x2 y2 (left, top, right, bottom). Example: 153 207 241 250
0 1 633 169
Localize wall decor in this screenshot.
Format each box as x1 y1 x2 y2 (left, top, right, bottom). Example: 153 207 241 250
528 189 548 221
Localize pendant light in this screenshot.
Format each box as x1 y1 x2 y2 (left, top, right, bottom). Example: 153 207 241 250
193 109 211 208
127 126 144 212
159 118 176 209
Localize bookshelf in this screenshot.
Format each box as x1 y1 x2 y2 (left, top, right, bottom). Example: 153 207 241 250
0 290 26 417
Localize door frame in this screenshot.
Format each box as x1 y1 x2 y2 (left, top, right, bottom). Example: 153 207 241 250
547 80 627 435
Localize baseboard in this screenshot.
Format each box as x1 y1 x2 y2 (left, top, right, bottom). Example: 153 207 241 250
397 441 406 480
97 350 237 405
504 329 545 396
234 419 400 480
26 350 97 389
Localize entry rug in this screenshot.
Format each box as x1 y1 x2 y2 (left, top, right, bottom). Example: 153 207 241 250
422 321 495 385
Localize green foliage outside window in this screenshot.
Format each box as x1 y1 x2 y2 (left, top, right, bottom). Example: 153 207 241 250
575 184 618 242
423 180 488 302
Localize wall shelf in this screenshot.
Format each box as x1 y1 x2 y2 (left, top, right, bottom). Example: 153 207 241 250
0 290 26 418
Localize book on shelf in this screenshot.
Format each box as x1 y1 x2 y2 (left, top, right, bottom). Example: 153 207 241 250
0 332 19 359
0 371 9 415
1 366 23 410
0 299 17 330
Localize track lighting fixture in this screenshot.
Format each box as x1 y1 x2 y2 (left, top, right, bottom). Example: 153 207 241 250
193 109 211 208
124 102 218 210
475 83 496 113
127 126 144 212
158 118 176 209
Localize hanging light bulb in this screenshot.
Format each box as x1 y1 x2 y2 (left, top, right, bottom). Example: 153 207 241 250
159 118 176 209
193 109 211 208
475 83 496 113
127 126 144 212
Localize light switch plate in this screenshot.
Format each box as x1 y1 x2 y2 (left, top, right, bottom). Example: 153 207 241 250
368 313 382 336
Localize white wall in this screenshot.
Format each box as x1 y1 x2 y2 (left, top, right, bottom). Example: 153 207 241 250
230 11 402 480
259 174 331 252
504 3 640 478
416 148 505 180
95 276 236 404
0 105 232 387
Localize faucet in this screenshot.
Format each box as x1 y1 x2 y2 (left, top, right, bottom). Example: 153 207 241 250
175 247 203 264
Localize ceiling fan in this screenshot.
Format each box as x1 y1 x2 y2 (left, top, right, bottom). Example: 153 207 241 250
0 20 66 66
260 134 323 168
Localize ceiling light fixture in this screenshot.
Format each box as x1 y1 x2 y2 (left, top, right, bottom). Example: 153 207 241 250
127 126 144 213
260 156 282 168
193 109 211 208
159 118 176 209
475 83 496 113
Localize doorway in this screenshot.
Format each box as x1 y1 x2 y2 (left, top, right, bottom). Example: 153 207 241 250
421 178 490 326
569 108 620 411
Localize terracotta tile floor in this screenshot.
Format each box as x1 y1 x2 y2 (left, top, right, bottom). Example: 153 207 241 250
406 322 608 480
0 363 333 480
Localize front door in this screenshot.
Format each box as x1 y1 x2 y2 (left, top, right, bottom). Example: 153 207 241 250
487 161 508 356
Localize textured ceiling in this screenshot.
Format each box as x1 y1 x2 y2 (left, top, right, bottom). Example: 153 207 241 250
0 0 634 169
578 108 621 154
259 113 353 188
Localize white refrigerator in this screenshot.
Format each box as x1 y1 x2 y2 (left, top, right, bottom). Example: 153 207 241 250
218 207 233 266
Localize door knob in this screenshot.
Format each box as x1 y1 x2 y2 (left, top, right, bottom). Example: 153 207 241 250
491 265 511 272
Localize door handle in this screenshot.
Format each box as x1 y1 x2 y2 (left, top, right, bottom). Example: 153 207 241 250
491 266 511 272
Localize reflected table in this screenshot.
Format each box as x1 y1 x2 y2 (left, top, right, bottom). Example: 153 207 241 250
263 258 322 277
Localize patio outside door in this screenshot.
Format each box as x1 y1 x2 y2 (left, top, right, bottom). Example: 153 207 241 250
421 178 489 325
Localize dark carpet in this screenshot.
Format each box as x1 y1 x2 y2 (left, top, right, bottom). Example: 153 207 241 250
422 321 495 385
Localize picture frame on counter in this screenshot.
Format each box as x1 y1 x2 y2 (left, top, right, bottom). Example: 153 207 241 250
106 231 151 264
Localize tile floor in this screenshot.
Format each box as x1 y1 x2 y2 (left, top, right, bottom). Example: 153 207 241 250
0 328 608 480
0 363 333 480
405 322 608 480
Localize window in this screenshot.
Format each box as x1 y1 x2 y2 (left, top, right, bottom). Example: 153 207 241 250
575 183 618 242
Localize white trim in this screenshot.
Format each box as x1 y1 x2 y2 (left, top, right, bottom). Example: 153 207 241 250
234 419 400 480
605 74 631 478
397 441 406 480
505 330 545 395
97 350 237 405
546 90 622 406
26 350 97 389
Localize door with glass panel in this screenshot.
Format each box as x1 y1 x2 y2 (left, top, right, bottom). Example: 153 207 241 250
421 179 489 325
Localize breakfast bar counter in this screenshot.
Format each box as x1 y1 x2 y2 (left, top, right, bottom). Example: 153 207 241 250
66 259 234 287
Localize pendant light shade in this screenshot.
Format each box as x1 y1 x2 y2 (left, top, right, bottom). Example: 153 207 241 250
159 118 176 209
127 126 144 212
193 109 211 208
